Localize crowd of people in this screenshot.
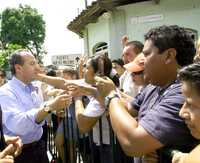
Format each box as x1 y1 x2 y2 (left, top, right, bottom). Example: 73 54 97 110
0 25 200 163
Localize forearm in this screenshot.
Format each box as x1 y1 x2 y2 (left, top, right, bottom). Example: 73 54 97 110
109 98 144 156
35 106 50 123
75 99 98 133
36 74 67 89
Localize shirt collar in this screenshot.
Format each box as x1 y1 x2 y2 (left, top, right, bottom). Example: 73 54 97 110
11 76 35 93
158 79 179 95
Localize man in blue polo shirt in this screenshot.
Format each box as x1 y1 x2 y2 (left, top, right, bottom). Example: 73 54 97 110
97 25 197 162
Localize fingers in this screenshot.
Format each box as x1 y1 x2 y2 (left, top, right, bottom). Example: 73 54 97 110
5 136 19 144
13 138 23 157
172 152 187 163
4 136 23 157
56 94 72 108
56 110 65 118
0 156 14 163
0 144 15 159
122 35 129 46
57 90 68 95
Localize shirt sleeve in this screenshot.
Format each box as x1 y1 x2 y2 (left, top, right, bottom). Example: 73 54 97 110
82 97 105 117
0 92 43 136
139 89 194 146
131 86 146 111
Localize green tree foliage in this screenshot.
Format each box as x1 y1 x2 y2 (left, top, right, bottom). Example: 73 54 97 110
0 44 22 70
0 4 46 62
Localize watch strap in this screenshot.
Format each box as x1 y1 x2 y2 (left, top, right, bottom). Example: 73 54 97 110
105 92 119 109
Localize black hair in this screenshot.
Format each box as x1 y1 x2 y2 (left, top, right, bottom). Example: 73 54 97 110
89 54 119 87
46 69 57 77
144 25 196 67
45 65 57 71
178 62 200 95
126 41 144 54
112 58 125 67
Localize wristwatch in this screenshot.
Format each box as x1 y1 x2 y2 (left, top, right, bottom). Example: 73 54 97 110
43 103 52 114
105 92 120 109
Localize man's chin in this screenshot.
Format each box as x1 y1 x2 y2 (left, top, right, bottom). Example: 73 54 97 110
191 130 200 139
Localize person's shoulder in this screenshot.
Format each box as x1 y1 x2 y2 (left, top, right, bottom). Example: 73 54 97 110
0 82 11 92
141 84 157 94
0 80 17 96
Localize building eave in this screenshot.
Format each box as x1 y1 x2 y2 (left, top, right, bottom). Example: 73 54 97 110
67 0 151 37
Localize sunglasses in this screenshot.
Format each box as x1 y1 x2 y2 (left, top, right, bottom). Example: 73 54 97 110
131 71 144 77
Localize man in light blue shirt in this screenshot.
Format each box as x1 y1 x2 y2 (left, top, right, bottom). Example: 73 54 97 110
0 49 71 163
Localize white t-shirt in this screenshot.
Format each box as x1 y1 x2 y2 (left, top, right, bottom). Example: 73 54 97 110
83 96 110 145
120 70 139 97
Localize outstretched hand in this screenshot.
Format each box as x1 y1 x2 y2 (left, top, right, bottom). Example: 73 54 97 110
66 82 98 97
96 77 116 97
47 94 72 112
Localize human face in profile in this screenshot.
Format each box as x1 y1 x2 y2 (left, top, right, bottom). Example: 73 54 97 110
84 59 95 84
17 53 40 84
142 39 169 86
179 81 200 139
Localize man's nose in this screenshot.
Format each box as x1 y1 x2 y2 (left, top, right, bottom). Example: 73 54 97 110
179 103 190 120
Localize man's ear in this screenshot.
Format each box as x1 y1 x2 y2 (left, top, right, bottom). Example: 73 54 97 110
165 48 177 64
14 64 22 74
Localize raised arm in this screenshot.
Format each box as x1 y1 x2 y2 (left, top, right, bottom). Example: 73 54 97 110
97 77 163 156
35 73 67 89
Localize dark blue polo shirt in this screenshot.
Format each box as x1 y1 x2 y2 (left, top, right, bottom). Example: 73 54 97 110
131 80 197 162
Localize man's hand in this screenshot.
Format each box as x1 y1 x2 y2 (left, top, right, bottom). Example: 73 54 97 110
172 152 188 163
122 35 129 47
78 56 87 79
0 144 15 163
47 94 72 112
66 83 97 97
96 77 116 97
4 136 22 157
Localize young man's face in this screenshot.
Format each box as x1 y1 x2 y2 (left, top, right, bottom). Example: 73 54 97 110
142 39 167 86
179 81 200 139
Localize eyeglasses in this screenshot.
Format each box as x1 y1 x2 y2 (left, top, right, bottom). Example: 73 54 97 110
131 71 144 77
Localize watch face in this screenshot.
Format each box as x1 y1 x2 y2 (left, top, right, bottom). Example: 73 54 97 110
44 105 51 113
